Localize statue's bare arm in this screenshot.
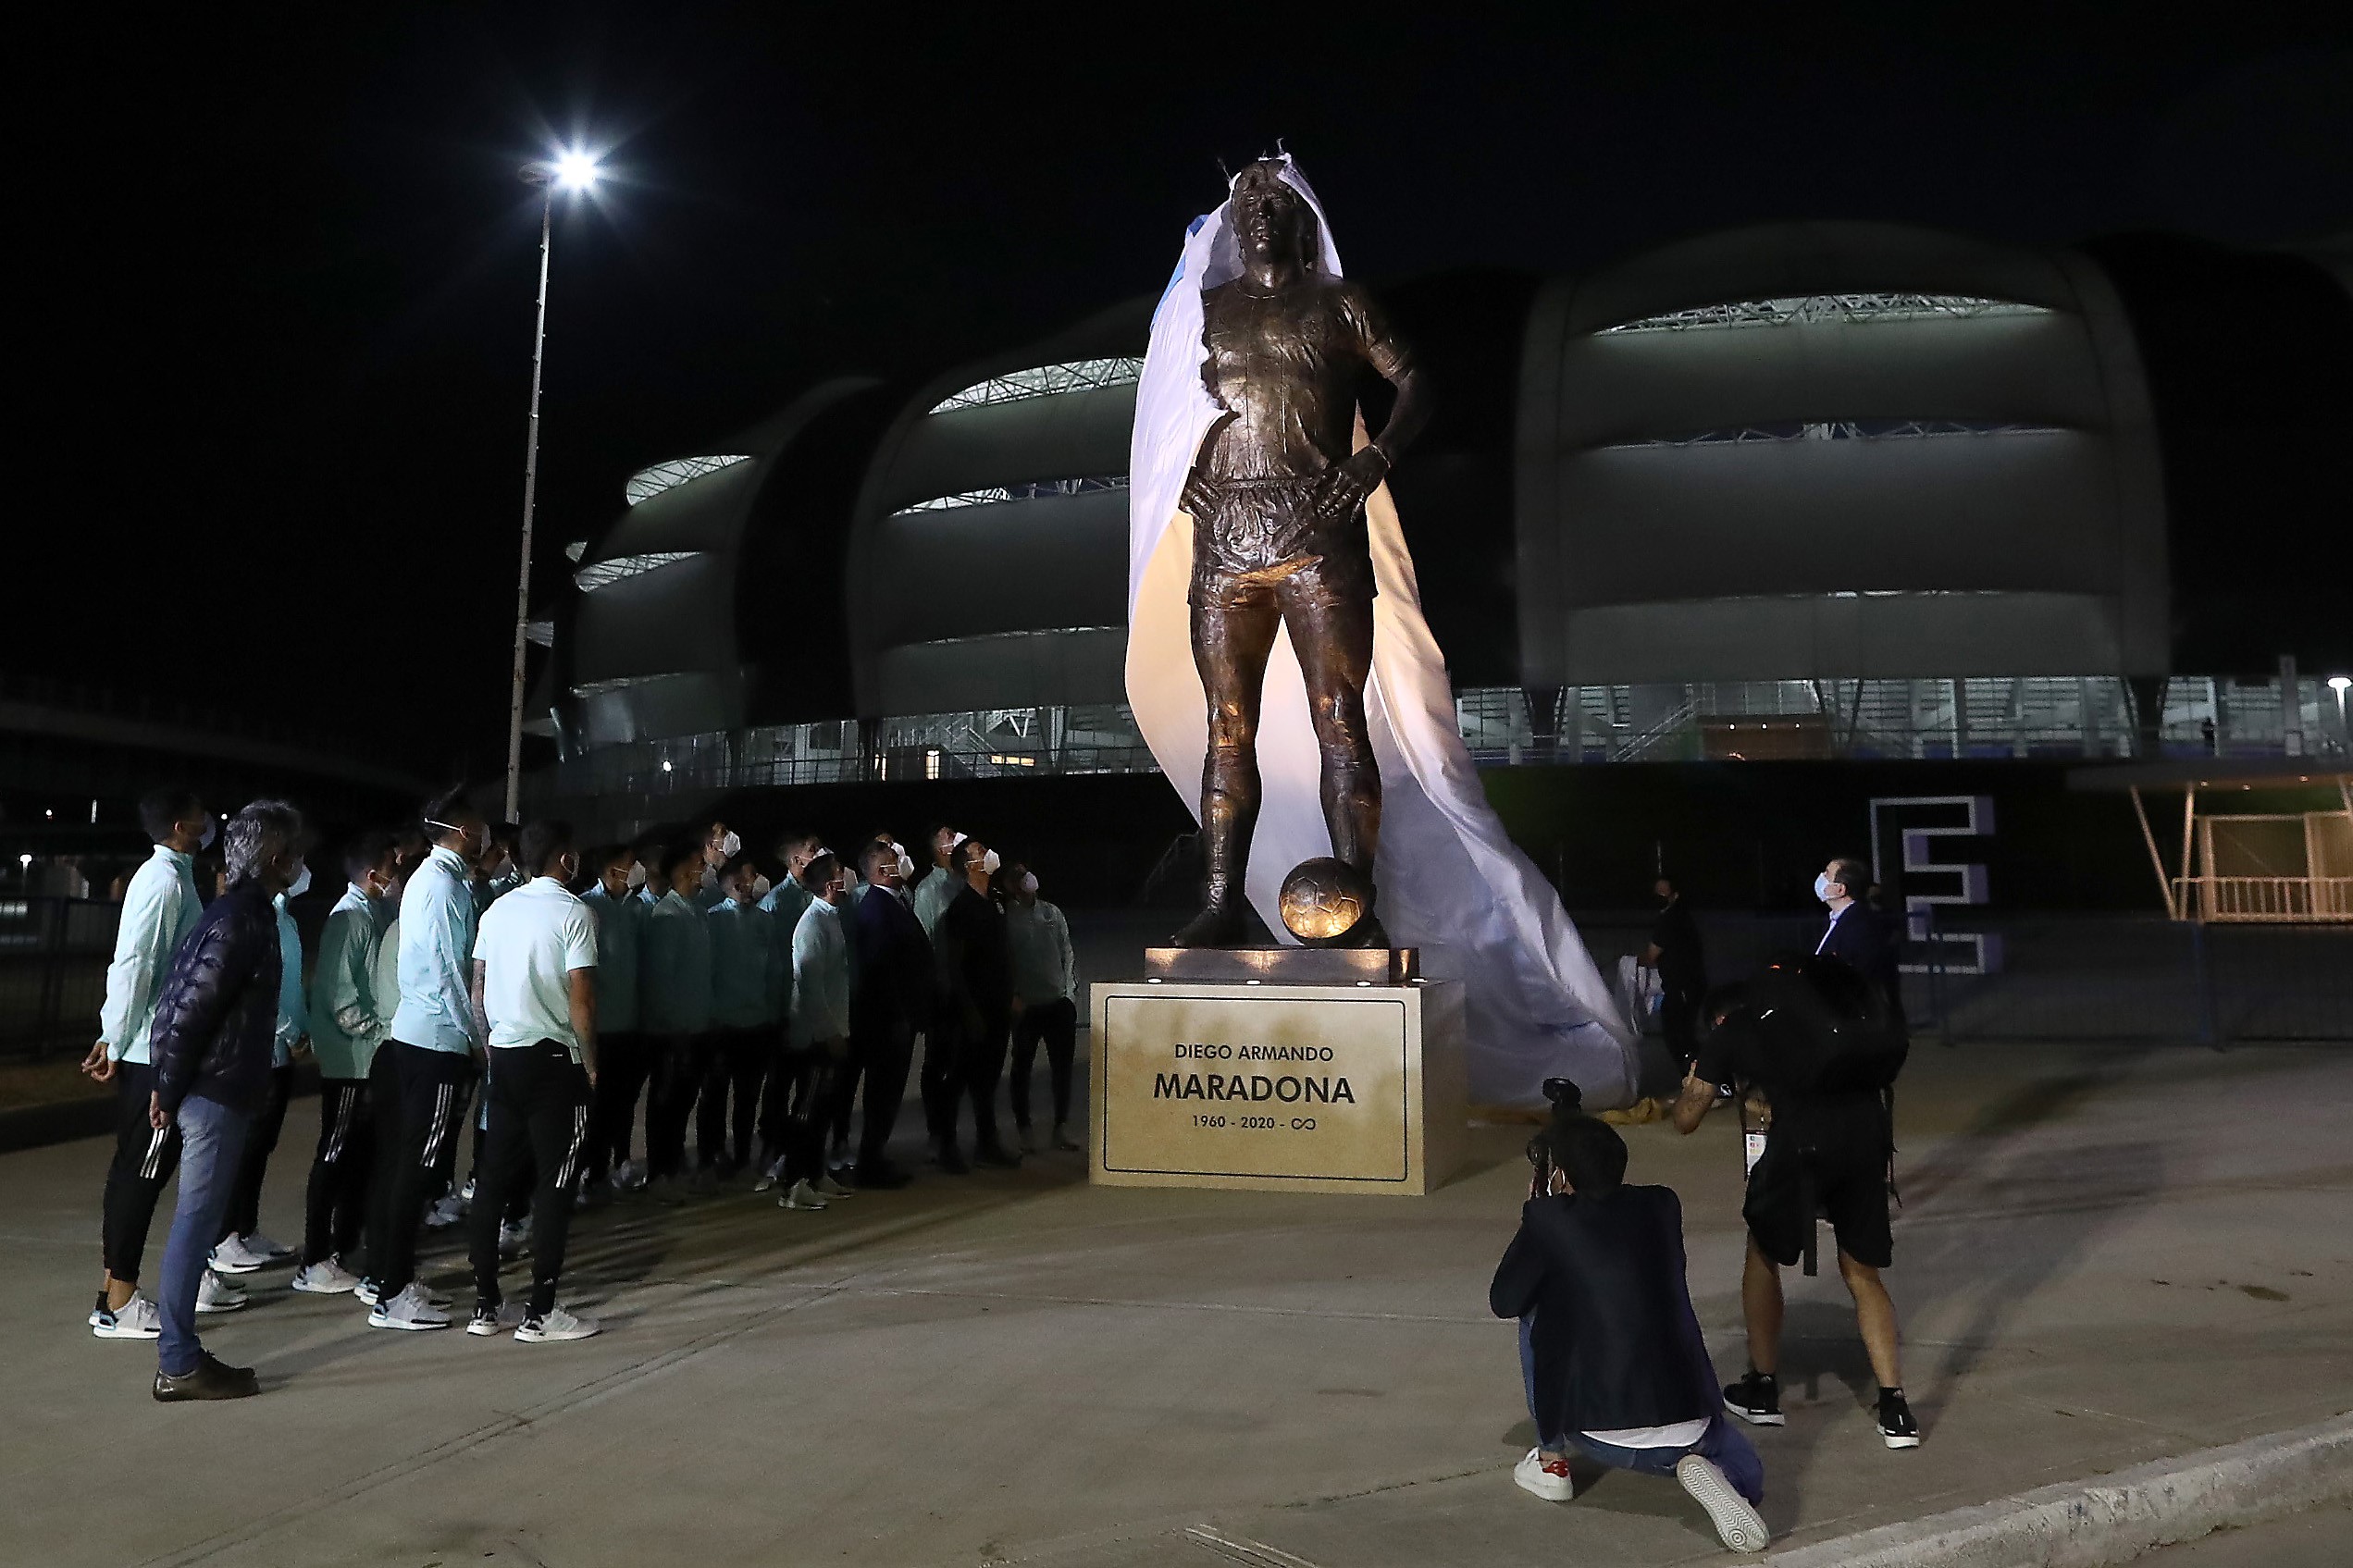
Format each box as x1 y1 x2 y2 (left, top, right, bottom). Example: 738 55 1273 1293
1313 284 1429 523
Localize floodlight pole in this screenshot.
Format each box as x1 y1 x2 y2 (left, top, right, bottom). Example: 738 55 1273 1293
504 181 556 823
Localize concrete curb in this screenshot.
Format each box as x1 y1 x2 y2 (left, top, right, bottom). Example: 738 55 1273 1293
1767 1411 2353 1566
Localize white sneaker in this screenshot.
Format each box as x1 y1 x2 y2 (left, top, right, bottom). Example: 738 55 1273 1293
364 1281 452 1309
609 1157 647 1192
460 1177 477 1204
291 1259 363 1295
208 1235 267 1274
90 1292 162 1339
752 1155 786 1194
423 1194 465 1229
815 1172 853 1199
242 1229 295 1261
1514 1448 1574 1502
1676 1453 1769 1552
195 1269 248 1314
497 1220 530 1257
369 1281 452 1331
515 1304 601 1343
466 1301 527 1336
779 1179 829 1212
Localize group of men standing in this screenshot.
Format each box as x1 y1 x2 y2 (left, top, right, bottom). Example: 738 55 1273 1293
81 786 1078 1401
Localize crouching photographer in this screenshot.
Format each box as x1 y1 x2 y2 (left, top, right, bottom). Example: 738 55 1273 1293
1489 1081 1769 1553
1672 954 1919 1451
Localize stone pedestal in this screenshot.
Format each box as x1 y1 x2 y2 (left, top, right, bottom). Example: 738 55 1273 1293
1088 950 1466 1195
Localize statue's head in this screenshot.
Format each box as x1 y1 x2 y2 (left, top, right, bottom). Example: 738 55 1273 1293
1229 160 1320 274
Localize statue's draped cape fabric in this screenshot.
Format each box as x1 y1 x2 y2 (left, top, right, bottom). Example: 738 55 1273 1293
1124 157 1639 1109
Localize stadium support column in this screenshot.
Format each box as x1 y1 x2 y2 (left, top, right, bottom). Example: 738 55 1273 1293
2126 675 2166 759
1523 685 1562 765
2281 655 2303 758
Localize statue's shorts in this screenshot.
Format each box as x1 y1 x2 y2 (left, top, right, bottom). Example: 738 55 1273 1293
1188 476 1375 609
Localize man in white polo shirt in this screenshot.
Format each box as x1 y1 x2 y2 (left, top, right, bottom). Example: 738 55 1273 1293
466 819 601 1343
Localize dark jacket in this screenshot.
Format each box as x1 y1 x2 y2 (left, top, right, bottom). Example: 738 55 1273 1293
1489 1184 1719 1439
1650 896 1706 991
149 880 283 1117
852 882 935 1031
1817 902 1907 1037
938 883 1012 1020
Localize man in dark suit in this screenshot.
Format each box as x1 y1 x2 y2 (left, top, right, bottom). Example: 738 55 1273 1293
1813 858 1903 1032
1491 1108 1767 1551
848 840 933 1188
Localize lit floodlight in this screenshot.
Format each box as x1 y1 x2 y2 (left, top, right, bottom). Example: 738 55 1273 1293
522 150 605 191
552 150 601 191
2331 676 2351 693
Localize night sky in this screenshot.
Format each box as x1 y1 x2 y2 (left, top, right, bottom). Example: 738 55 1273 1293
17 6 2349 777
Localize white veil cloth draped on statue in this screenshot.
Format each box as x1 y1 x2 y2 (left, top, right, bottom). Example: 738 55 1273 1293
1123 157 1640 1110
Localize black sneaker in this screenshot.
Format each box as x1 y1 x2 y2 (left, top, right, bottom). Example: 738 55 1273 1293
1723 1370 1785 1426
466 1303 504 1338
853 1160 911 1190
1876 1387 1921 1450
153 1352 259 1401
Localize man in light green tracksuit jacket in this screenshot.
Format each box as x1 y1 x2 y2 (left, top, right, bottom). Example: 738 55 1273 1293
291 833 397 1293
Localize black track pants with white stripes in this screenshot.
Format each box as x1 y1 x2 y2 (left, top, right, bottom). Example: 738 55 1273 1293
469 1041 593 1317
303 1077 374 1267
100 1061 179 1283
368 1041 475 1301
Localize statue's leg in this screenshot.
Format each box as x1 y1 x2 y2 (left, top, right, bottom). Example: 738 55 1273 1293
1284 585 1381 873
1175 593 1280 945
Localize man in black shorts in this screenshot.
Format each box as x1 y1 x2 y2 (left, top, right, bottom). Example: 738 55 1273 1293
1672 954 1919 1451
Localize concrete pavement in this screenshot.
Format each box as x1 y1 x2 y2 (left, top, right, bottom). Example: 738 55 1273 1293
2 1041 2348 1567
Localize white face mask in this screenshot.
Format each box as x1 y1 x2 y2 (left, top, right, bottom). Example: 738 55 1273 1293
717 831 741 858
1813 872 1835 904
751 874 773 899
287 862 312 899
1020 871 1039 896
980 849 1001 876
197 818 217 851
625 862 647 892
892 843 915 879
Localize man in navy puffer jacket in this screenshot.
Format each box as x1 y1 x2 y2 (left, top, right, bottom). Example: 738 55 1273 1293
146 799 306 1401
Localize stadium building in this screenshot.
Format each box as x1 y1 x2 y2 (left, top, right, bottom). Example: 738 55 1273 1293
528 222 2351 910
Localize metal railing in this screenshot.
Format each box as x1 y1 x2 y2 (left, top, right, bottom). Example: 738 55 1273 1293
2173 876 2353 923
1570 907 2353 1046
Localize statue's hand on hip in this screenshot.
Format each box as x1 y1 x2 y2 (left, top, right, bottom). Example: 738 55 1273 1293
1181 469 1217 518
1313 448 1390 523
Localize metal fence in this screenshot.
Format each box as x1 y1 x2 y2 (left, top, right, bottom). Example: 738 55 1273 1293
0 896 118 1057
535 673 2352 807
1569 908 2353 1046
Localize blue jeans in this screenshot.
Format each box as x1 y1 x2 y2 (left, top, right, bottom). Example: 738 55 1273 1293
1518 1314 1765 1506
157 1095 252 1377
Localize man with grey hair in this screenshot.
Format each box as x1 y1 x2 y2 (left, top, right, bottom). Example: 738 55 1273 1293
145 799 307 1400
